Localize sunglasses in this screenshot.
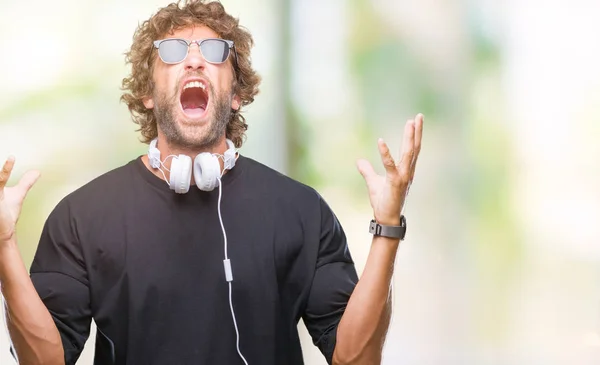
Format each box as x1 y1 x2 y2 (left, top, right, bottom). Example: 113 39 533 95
153 38 238 67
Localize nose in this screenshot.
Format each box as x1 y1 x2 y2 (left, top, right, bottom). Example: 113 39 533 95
183 42 206 71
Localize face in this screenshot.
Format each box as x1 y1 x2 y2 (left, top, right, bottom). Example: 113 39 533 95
143 25 240 150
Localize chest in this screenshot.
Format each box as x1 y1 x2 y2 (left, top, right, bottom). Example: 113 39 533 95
82 197 309 316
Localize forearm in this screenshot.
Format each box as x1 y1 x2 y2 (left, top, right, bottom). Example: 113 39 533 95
0 239 64 365
332 236 399 365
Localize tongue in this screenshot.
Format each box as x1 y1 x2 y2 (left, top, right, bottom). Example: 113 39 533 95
182 104 206 118
181 99 207 118
180 87 208 117
182 102 206 111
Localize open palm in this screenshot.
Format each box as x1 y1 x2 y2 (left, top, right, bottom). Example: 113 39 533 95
357 114 423 227
0 156 40 242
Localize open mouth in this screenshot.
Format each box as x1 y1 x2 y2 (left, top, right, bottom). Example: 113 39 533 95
180 80 209 118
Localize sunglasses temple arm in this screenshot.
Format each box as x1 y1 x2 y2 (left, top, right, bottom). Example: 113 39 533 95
232 46 240 78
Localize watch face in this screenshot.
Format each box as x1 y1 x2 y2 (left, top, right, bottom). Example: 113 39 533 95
400 215 407 239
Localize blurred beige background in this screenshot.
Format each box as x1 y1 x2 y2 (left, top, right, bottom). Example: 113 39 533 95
1 0 600 364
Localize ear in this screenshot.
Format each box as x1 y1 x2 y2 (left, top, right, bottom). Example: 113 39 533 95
231 95 241 111
143 96 154 109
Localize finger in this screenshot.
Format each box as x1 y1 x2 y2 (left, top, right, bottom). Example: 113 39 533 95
397 120 415 179
413 114 423 159
0 156 16 189
17 170 40 197
377 138 397 176
410 114 424 180
356 158 377 184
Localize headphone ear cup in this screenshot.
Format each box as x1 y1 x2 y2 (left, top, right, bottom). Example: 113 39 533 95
169 155 192 194
223 139 237 170
148 139 161 169
194 153 220 191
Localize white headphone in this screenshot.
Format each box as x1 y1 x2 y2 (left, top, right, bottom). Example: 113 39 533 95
147 138 237 193
146 137 248 364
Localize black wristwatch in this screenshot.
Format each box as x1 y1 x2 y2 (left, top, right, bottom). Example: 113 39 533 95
369 215 407 240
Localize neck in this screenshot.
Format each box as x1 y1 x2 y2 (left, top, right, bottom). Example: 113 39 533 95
142 134 234 185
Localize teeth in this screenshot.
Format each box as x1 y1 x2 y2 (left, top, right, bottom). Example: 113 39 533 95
183 81 206 90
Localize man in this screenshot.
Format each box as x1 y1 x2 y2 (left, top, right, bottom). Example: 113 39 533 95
0 0 423 364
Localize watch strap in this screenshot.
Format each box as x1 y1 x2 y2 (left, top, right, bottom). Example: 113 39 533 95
369 215 407 240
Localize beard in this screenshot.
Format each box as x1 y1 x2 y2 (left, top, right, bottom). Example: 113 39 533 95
153 81 233 151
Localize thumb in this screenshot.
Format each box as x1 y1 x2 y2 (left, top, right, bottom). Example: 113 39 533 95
356 159 376 182
17 170 40 197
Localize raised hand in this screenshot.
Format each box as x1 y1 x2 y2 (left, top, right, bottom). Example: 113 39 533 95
0 156 40 242
357 114 424 227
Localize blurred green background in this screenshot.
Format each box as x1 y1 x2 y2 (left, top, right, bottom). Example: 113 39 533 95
1 0 600 364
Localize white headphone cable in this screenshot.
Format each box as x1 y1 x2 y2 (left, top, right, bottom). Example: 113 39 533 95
217 178 249 365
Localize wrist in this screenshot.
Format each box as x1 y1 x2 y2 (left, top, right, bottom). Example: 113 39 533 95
0 238 19 283
0 229 16 244
374 216 401 226
369 215 407 241
0 237 18 252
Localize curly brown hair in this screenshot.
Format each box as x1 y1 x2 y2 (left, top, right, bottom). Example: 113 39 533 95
120 0 261 148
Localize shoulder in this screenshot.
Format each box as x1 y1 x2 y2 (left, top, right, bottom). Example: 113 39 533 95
236 155 340 229
238 155 325 205
48 158 141 219
34 159 141 259
72 158 138 199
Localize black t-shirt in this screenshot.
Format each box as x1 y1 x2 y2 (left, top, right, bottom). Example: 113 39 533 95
28 154 358 365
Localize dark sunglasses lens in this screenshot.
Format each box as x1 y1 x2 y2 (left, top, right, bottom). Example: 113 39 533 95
158 39 189 63
201 39 230 63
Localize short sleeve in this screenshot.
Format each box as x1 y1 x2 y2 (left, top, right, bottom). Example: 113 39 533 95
29 199 92 365
303 197 358 364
